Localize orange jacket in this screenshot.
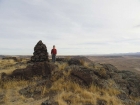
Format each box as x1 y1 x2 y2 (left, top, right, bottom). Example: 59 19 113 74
51 49 57 55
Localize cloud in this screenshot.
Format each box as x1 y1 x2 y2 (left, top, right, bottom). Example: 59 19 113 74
0 0 140 55
134 24 140 28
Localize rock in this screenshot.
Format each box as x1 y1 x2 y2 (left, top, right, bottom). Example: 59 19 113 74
70 70 92 86
94 68 109 79
41 100 51 105
74 56 93 63
117 93 128 100
36 79 52 88
11 68 26 79
0 94 4 103
113 70 140 97
56 58 69 62
101 64 118 72
31 62 53 77
41 100 58 105
136 102 140 105
97 99 107 105
96 79 110 88
31 40 49 62
51 71 63 82
68 58 82 65
2 62 56 80
1 72 7 80
19 79 53 99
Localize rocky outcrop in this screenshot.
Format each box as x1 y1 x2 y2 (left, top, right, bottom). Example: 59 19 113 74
68 58 82 65
56 58 69 62
1 56 140 104
41 100 58 105
113 70 140 97
97 99 107 105
19 79 53 99
41 100 52 105
70 68 93 86
26 57 140 105
31 40 49 62
1 62 56 80
65 57 140 104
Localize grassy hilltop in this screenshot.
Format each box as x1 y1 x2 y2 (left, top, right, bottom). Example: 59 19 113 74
0 57 140 105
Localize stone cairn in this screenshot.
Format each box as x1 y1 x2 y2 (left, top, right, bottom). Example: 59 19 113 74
31 40 49 62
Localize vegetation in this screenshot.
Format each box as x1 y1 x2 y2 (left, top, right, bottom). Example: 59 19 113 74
0 59 28 74
0 58 138 105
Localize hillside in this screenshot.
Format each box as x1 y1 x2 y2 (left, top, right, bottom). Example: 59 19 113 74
0 56 140 105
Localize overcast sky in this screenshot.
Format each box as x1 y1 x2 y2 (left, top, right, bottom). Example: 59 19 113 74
0 0 140 55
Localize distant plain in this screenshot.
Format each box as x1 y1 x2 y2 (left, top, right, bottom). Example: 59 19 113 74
87 55 140 74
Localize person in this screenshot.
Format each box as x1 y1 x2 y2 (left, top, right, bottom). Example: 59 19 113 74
51 45 57 62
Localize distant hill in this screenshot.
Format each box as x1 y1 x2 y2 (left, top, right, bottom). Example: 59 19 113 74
112 52 140 57
0 55 5 58
85 52 140 57
0 55 31 58
0 52 140 57
124 52 140 55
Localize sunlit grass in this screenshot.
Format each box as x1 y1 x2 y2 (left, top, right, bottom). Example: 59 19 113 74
0 59 28 74
0 58 139 105
52 77 123 105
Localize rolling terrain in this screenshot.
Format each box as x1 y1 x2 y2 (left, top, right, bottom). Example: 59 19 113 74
87 55 140 74
0 52 140 105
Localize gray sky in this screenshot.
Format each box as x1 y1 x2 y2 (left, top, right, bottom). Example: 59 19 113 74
0 0 140 55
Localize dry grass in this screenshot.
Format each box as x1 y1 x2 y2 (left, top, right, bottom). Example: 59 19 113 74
51 77 123 105
56 62 68 71
80 59 90 68
45 61 123 105
0 59 16 65
0 59 28 74
0 79 30 105
0 79 28 89
0 59 137 105
49 62 124 105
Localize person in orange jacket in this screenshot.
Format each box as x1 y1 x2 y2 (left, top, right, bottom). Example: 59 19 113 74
51 45 57 62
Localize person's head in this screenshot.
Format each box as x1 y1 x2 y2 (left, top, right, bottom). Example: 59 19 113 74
53 45 55 49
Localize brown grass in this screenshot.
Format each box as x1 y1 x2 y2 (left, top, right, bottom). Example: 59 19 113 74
0 59 137 105
48 62 124 105
56 62 68 71
0 59 28 74
52 78 123 105
80 59 91 68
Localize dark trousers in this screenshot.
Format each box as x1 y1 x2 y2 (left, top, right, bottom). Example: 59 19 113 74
52 54 56 62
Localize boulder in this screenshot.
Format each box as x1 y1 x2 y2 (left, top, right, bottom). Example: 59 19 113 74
56 58 69 62
97 99 107 105
31 40 49 62
136 102 140 105
94 68 109 79
41 100 58 105
41 100 52 105
70 69 92 86
1 62 56 80
114 71 140 97
68 58 82 65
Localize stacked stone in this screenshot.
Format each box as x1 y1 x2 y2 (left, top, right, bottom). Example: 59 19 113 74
31 40 49 62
